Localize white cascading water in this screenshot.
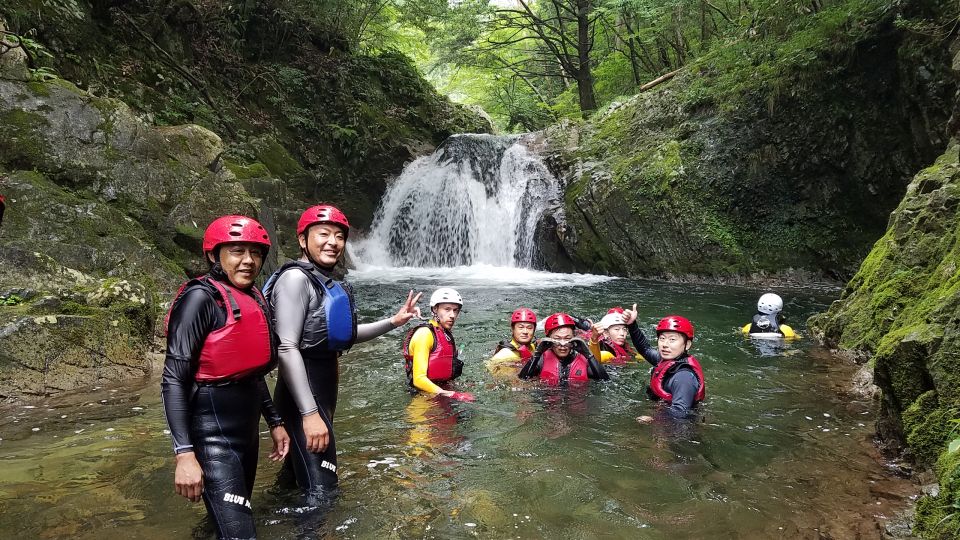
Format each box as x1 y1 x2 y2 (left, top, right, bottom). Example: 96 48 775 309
354 134 561 268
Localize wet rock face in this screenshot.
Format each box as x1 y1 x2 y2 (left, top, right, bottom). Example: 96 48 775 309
0 76 252 399
541 33 955 281
0 255 157 398
807 145 960 537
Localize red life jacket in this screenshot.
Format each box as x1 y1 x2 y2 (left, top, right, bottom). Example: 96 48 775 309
649 355 706 402
403 323 460 384
166 276 272 382
602 339 635 364
539 349 590 386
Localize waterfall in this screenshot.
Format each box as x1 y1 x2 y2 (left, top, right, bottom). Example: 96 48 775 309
354 134 560 268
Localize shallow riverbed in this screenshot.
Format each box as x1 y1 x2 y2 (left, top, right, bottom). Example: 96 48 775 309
0 269 914 538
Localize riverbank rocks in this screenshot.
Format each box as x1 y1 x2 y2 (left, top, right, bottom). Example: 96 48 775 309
809 144 960 537
0 75 263 400
0 259 156 398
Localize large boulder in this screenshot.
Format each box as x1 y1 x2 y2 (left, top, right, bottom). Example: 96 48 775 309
0 77 271 399
0 255 157 397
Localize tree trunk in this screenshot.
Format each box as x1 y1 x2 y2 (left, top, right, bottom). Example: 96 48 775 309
575 0 597 115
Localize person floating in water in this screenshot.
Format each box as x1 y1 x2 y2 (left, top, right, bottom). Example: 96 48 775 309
487 307 537 377
588 308 640 364
741 293 797 338
265 204 422 504
161 215 289 540
519 312 609 384
625 310 706 421
403 287 475 402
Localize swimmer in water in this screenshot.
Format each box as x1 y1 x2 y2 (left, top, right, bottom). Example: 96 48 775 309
402 288 475 402
741 293 797 338
519 312 609 385
624 311 706 421
487 308 537 376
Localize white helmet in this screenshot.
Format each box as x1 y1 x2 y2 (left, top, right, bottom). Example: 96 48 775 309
599 312 626 329
430 287 463 308
757 293 783 315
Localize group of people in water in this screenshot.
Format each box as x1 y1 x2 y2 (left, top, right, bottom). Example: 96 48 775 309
161 205 797 539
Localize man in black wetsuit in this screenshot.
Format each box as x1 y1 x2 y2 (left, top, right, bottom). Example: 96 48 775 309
266 204 421 503
622 307 706 420
161 215 289 539
519 312 609 384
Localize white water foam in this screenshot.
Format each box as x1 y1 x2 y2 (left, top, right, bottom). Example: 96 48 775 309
354 134 561 268
348 262 615 288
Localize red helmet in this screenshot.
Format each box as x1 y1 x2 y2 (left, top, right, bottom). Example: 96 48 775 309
655 315 694 340
543 312 576 334
511 308 537 325
607 306 625 314
202 215 272 254
297 204 350 237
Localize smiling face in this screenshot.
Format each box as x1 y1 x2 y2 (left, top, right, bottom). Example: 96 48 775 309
433 302 461 330
209 242 264 289
656 331 691 360
512 322 535 345
604 324 628 345
548 326 574 357
299 223 346 268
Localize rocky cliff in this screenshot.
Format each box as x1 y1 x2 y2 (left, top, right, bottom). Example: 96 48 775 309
540 4 955 283
0 2 487 399
808 88 960 539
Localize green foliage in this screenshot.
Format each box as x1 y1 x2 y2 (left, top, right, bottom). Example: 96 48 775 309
1 294 24 306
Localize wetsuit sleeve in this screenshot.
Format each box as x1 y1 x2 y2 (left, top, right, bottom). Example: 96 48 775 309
518 343 547 379
627 321 661 366
586 353 610 381
160 286 220 454
410 327 444 394
356 318 397 343
257 377 283 428
272 270 320 416
588 339 602 361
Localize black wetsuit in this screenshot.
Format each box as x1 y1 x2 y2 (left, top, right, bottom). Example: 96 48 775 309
518 341 610 382
268 260 397 503
627 322 701 419
747 313 784 335
161 270 282 540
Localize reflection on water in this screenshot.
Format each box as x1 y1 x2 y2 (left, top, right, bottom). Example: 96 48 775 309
0 275 913 538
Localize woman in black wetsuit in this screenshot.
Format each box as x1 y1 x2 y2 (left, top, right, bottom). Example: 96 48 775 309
161 215 289 539
266 204 421 503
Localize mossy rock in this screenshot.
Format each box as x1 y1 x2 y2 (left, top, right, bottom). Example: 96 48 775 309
0 310 151 398
915 448 960 538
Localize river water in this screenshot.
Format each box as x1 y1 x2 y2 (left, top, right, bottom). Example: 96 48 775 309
0 268 913 538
